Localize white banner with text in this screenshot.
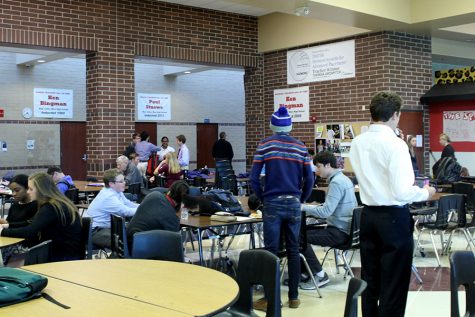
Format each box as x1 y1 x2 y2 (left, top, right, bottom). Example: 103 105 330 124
33 88 73 118
137 93 171 121
273 86 309 122
287 40 355 85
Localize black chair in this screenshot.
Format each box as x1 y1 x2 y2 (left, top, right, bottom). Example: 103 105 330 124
343 278 367 317
214 249 281 317
64 188 80 204
24 240 53 266
416 194 469 266
110 214 130 258
321 207 362 278
81 217 92 259
131 230 184 262
452 182 475 212
449 251 475 317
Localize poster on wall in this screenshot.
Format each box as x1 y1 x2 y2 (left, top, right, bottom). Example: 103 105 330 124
33 88 73 118
287 40 355 85
137 93 171 121
273 86 309 122
443 111 475 142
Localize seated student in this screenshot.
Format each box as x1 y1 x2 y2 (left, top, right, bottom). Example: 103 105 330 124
0 174 38 264
116 155 142 186
1 174 38 228
149 152 181 188
88 169 138 248
0 172 82 262
126 180 191 250
128 152 140 166
247 194 263 218
300 151 357 289
46 166 75 194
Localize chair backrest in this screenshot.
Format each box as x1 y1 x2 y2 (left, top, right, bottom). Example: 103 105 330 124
131 230 184 262
343 278 368 317
24 240 53 266
452 182 475 211
188 186 202 197
221 174 238 195
126 183 141 196
435 194 466 229
449 251 475 317
64 188 80 204
340 206 362 250
110 214 130 258
231 249 281 317
81 217 93 259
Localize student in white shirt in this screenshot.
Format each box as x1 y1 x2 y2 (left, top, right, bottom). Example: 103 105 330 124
176 134 190 170
349 91 435 317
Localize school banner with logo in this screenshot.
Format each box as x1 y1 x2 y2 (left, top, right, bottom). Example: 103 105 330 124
33 88 73 118
137 93 171 121
287 40 355 85
273 86 309 122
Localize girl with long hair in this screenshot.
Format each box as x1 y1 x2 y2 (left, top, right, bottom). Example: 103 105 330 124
407 135 419 176
152 152 182 187
0 172 82 261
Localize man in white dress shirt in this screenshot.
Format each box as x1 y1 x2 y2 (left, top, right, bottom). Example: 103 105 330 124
349 91 436 317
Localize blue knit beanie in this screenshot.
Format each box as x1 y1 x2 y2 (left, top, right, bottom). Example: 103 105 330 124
270 107 292 133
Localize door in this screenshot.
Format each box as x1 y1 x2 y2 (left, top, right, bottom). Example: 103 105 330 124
135 123 157 145
398 111 424 172
60 122 87 180
196 123 218 168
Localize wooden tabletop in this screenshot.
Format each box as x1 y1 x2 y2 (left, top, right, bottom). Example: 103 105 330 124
73 180 104 192
0 236 24 248
23 259 239 316
1 276 189 316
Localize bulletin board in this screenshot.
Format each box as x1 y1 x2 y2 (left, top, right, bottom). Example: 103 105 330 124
314 121 370 172
429 101 475 152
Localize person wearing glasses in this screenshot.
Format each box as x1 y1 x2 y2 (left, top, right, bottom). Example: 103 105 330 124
88 169 138 248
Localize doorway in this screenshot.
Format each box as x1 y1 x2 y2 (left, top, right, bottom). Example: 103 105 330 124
135 123 157 145
60 122 87 180
196 123 218 168
399 111 424 172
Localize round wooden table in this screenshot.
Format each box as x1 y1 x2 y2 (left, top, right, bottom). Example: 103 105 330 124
17 259 239 316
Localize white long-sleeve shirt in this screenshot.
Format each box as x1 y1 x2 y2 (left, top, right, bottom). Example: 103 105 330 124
177 143 189 169
349 124 429 206
88 187 138 228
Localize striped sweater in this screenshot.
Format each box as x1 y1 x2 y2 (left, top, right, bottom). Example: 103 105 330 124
250 133 314 202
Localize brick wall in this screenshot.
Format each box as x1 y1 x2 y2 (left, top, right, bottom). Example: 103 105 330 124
247 32 432 173
1 0 259 176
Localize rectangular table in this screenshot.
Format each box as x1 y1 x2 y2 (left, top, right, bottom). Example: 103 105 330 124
180 213 261 266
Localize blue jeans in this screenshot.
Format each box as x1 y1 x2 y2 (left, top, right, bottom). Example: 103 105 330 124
263 196 301 300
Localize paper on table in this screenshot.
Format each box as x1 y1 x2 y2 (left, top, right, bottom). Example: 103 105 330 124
235 216 254 221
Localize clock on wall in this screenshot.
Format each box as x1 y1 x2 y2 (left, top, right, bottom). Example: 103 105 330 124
22 107 33 119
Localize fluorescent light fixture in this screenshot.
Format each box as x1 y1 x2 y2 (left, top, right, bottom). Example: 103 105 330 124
184 71 192 74
37 60 46 63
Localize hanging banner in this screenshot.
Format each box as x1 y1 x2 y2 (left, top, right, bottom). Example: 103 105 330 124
137 93 171 121
443 111 475 142
287 40 355 85
273 86 309 122
33 88 73 118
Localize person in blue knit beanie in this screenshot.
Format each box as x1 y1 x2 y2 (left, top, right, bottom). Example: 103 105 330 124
250 106 314 311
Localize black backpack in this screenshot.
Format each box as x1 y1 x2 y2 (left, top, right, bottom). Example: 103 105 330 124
433 156 462 184
198 189 243 215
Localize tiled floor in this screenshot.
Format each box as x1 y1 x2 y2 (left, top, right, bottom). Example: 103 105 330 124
184 231 473 317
